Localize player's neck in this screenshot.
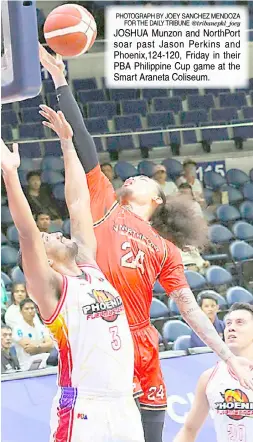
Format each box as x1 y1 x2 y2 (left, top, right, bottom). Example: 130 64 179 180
234 347 253 361
53 261 82 277
123 203 152 221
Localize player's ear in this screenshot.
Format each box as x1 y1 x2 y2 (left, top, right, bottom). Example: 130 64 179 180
152 196 163 206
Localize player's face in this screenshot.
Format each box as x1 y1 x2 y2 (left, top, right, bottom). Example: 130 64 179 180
119 176 162 206
13 284 27 305
41 232 78 264
1 328 12 350
224 310 253 353
201 298 219 323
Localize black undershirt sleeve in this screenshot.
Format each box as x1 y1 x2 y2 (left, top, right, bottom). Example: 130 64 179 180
56 85 98 173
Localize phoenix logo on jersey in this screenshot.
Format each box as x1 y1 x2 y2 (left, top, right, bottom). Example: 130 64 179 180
215 389 253 420
82 289 124 322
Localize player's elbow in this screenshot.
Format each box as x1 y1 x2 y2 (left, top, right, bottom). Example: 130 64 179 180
174 424 198 442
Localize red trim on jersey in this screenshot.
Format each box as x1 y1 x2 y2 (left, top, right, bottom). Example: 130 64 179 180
78 263 100 271
42 276 68 325
227 364 239 381
206 362 220 389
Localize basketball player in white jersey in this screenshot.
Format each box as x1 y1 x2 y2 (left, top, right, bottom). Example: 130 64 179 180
174 302 253 442
1 110 144 442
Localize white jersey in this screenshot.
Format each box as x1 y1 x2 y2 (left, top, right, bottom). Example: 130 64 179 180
44 264 134 396
206 361 253 442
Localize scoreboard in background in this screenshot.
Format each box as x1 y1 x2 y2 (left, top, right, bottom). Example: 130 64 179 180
196 160 226 182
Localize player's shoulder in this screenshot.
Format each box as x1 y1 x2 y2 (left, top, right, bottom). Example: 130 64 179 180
196 367 216 392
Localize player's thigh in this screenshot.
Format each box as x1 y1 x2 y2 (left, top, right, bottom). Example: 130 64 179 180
108 397 145 442
50 394 109 442
138 326 167 409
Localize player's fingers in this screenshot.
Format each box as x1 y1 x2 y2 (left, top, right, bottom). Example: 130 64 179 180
39 110 53 121
57 111 67 125
40 104 56 115
42 121 55 131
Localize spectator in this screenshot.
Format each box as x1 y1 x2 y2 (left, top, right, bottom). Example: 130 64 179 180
178 183 203 217
35 211 51 233
25 171 62 224
12 298 55 371
1 325 20 373
1 279 9 311
190 294 225 348
101 163 123 190
177 159 205 205
152 165 178 196
5 283 41 329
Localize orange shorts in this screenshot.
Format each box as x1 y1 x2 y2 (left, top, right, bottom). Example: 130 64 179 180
131 320 167 411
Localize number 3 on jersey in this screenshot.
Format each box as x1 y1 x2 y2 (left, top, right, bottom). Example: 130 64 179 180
109 326 121 351
120 241 145 275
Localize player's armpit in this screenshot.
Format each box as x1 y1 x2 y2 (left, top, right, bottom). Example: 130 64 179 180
170 287 232 362
86 164 118 225
158 241 189 293
173 369 211 442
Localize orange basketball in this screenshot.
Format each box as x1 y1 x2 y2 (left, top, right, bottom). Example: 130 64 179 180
43 4 97 57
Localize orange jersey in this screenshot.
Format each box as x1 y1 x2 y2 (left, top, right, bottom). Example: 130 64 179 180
87 166 189 326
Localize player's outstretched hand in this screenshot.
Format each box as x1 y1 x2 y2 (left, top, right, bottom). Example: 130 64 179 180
227 355 253 390
1 140 20 174
39 43 65 79
39 105 73 140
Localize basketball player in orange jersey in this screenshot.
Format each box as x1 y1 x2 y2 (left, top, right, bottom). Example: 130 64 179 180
174 303 253 442
1 112 145 442
39 45 253 442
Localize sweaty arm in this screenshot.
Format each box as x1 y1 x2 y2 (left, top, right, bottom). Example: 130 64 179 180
173 369 212 442
159 242 234 362
61 138 97 264
3 170 62 319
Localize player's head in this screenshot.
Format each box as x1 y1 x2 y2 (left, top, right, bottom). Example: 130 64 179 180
150 194 208 250
224 303 253 355
17 232 78 274
26 171 41 191
183 159 197 178
11 283 27 305
35 211 51 233
41 232 78 269
20 298 36 323
101 162 114 182
118 175 166 210
198 293 219 324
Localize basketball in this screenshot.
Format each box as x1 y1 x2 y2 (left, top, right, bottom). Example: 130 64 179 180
43 4 97 57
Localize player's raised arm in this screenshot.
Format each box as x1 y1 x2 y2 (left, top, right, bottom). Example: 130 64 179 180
159 243 253 391
1 140 61 318
39 44 117 224
173 370 211 442
39 106 97 264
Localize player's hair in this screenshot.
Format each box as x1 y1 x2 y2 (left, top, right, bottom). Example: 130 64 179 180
198 293 218 307
228 302 253 318
35 211 51 222
150 194 208 249
26 170 41 181
19 298 35 311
